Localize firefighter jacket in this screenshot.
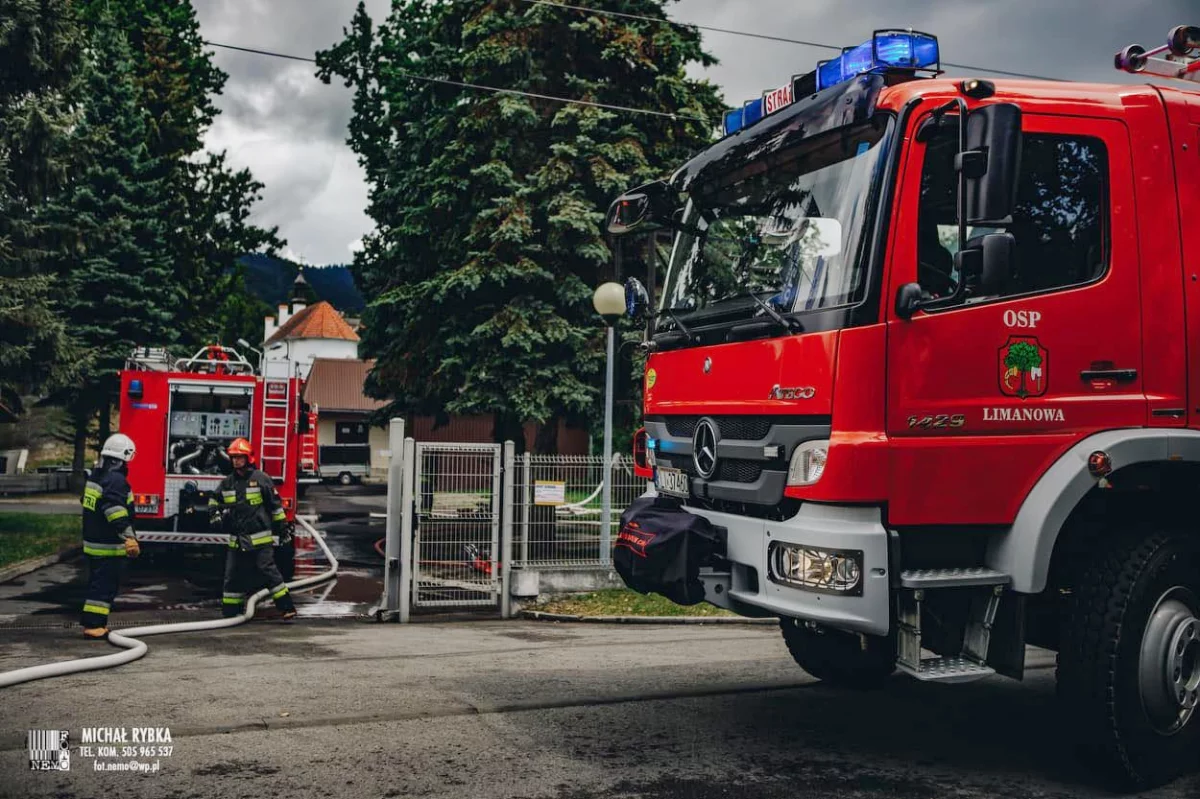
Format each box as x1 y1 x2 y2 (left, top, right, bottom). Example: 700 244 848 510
81 466 136 557
209 468 287 551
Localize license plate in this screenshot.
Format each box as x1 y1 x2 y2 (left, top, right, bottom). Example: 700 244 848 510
655 467 689 497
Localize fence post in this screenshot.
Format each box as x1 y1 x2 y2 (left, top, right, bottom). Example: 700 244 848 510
520 451 531 566
399 437 416 623
500 441 515 619
381 417 405 620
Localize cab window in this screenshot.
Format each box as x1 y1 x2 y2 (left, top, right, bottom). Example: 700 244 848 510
916 128 1109 302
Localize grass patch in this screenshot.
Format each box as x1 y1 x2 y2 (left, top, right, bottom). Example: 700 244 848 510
536 588 736 618
0 513 80 568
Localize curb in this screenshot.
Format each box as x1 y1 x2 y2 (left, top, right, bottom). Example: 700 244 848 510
0 545 82 585
519 609 779 625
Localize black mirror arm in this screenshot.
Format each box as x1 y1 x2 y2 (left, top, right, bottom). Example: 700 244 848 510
749 293 801 332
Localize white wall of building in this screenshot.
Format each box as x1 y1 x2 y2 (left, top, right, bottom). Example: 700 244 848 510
264 338 357 380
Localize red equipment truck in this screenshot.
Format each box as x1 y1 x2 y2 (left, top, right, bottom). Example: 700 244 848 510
608 25 1200 790
118 345 310 574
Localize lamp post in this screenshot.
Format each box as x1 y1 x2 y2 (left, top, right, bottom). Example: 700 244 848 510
236 338 263 372
593 282 625 565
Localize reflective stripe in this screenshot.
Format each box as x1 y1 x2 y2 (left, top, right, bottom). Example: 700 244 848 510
247 493 263 506
245 487 262 496
127 492 134 504
228 538 238 549
223 495 237 504
272 510 286 522
82 603 111 616
221 596 244 605
250 533 274 547
207 498 219 506
104 506 129 521
82 484 102 511
84 599 111 609
271 584 289 599
83 542 125 557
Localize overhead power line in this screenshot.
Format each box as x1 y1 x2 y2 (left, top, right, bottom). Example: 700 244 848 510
200 42 710 122
517 0 1057 82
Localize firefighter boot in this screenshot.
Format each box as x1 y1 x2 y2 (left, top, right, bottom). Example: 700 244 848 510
82 627 109 640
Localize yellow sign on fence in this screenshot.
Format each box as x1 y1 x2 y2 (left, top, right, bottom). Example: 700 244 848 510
533 480 567 506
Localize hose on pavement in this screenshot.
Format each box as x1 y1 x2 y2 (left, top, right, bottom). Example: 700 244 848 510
0 515 338 689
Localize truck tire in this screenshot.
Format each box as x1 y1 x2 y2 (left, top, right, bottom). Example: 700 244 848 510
1057 531 1200 789
780 618 895 689
338 471 353 487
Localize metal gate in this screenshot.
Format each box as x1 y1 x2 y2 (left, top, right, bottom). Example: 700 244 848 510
411 442 503 608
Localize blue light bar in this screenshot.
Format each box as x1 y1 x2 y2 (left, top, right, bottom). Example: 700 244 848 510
720 29 937 138
816 30 939 91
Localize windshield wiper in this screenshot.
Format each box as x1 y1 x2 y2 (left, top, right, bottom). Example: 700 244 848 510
748 292 802 332
655 306 696 340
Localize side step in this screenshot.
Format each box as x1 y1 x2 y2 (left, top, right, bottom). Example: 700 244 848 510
896 656 995 683
900 567 1010 589
896 568 1010 684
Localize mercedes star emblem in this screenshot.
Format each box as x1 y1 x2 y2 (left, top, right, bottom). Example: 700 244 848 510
692 418 719 479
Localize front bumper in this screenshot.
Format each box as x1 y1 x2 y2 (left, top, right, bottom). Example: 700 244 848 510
645 489 891 636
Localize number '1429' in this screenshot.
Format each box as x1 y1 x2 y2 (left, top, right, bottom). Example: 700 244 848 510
907 414 965 430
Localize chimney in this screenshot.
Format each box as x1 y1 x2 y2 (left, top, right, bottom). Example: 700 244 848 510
263 314 276 343
278 303 290 326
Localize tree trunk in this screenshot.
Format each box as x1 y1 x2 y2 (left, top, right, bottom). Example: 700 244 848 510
98 395 112 446
493 413 526 454
70 403 91 492
533 418 559 455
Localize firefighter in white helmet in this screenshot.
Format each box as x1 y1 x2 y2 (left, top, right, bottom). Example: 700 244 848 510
80 433 140 639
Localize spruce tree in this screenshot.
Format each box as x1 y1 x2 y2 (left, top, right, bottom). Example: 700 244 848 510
0 0 86 409
76 0 281 347
45 20 178 471
318 0 723 450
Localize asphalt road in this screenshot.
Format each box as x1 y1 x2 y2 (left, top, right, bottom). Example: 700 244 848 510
1 620 1197 799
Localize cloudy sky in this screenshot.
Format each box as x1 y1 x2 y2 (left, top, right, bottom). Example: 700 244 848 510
193 0 1190 265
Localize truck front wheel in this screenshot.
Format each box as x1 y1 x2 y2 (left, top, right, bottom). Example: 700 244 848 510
1057 531 1200 789
780 618 895 689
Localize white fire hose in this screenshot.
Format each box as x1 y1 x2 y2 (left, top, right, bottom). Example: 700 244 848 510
0 516 338 689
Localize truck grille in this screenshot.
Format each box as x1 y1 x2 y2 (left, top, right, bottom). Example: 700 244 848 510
659 454 763 485
664 416 772 441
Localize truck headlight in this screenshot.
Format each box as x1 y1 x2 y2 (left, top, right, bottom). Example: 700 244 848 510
787 440 828 486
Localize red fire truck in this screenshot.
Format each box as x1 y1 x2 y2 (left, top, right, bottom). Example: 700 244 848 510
118 345 310 572
609 25 1200 790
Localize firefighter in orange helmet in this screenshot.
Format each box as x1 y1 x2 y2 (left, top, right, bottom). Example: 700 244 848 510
208 438 296 619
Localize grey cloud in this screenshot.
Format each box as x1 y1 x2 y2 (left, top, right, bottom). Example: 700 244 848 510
194 0 1195 263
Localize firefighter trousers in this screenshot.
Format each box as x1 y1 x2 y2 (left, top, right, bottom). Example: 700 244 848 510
81 555 124 629
222 547 295 617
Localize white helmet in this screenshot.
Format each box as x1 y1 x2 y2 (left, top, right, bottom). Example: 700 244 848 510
101 433 136 463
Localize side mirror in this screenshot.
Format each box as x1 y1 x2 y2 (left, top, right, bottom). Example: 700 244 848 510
605 180 677 236
963 103 1022 223
895 282 926 321
624 277 650 321
978 232 1015 295
298 414 310 434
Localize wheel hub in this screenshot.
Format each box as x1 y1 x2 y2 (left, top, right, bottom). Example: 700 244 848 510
1140 588 1200 735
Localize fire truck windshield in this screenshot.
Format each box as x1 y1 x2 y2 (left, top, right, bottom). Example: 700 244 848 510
659 115 893 331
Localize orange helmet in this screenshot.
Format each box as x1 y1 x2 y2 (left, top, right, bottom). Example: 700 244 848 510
227 438 254 459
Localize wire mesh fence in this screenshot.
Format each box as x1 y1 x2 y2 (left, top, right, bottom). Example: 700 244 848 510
412 443 502 607
510 453 649 569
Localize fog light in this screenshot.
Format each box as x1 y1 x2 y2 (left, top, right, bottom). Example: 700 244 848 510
768 542 863 595
787 440 828 486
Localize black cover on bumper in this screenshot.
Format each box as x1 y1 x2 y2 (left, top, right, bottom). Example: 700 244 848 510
614 496 721 606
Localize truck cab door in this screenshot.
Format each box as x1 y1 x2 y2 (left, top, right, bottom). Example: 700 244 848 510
884 109 1143 526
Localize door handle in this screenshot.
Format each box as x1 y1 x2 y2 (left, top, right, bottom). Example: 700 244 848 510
1079 368 1137 382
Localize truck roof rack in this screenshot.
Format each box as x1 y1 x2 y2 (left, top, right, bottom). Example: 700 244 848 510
1115 24 1200 86
174 345 257 376
125 347 173 372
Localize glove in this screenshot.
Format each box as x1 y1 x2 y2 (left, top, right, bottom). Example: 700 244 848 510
125 538 140 558
278 523 294 546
